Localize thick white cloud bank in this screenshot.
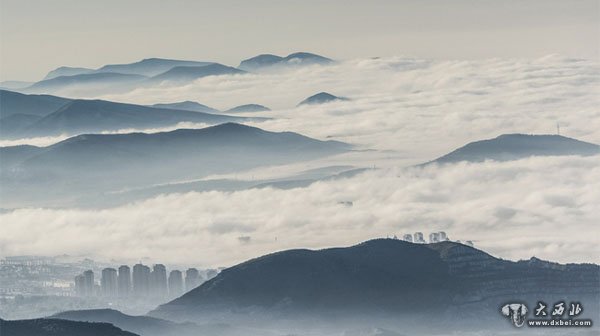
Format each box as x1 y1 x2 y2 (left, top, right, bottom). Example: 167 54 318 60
1 55 599 267
10 55 600 160
98 55 600 163
1 155 598 267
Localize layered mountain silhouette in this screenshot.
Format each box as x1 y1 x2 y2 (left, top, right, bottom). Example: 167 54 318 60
24 73 147 94
0 90 71 118
23 99 240 137
18 55 329 95
225 104 271 113
239 52 333 71
0 90 72 138
0 317 137 336
0 80 33 90
0 90 252 139
95 58 213 77
151 101 219 114
51 309 235 336
430 134 600 164
42 58 213 79
43 66 94 80
23 59 236 95
1 123 349 208
147 64 245 84
298 92 349 106
152 239 599 332
238 54 283 71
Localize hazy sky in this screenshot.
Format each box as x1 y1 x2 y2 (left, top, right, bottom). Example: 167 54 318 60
0 0 598 81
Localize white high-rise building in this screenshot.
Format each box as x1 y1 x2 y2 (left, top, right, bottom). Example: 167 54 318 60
439 231 448 241
413 232 426 243
429 232 440 243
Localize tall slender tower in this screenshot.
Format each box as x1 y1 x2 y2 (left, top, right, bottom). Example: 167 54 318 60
151 264 168 298
168 270 184 298
83 270 94 297
74 274 86 297
185 268 201 291
117 265 131 297
101 268 118 297
132 263 151 297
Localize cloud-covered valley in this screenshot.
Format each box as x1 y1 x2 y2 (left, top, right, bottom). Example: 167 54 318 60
1 55 599 267
98 55 600 163
1 155 598 267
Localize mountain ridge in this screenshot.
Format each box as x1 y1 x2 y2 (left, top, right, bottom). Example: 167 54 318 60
0 317 138 336
148 64 245 83
298 92 349 106
25 72 147 93
51 309 228 336
17 98 243 138
151 101 219 113
239 52 333 71
225 104 271 113
152 238 599 330
1 123 350 208
430 133 600 164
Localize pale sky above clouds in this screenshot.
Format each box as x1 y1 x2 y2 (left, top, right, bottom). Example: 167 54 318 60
0 0 598 81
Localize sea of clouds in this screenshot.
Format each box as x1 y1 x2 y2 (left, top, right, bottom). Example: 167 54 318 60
1 55 598 267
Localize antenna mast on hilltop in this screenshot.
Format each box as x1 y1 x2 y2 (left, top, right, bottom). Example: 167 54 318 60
556 122 560 136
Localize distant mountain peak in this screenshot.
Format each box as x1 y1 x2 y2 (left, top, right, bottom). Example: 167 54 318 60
43 66 94 80
298 91 349 106
284 51 333 63
14 96 243 138
430 133 600 164
239 52 333 71
151 101 219 113
149 63 245 83
225 104 271 113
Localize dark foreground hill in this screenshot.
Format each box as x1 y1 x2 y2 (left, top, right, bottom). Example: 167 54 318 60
152 239 599 333
0 317 138 336
51 309 236 336
431 134 600 163
1 123 349 208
